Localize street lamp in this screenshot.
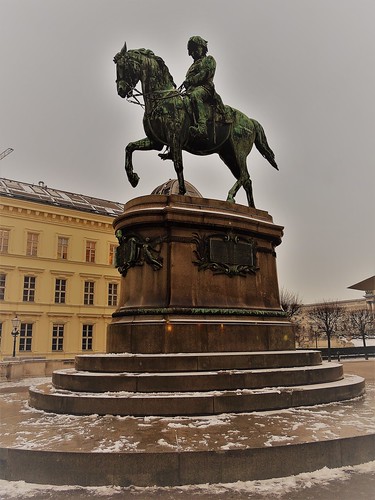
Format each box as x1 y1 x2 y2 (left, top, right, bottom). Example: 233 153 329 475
11 315 21 358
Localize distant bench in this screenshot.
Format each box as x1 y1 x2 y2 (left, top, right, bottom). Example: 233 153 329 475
299 346 375 360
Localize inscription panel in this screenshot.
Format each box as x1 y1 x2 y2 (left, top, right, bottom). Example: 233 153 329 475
193 232 258 277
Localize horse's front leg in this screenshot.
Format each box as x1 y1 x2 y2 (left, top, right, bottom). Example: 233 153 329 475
170 137 186 195
125 138 163 187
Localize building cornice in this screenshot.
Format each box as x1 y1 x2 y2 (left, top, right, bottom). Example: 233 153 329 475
17 267 45 274
1 254 119 273
0 264 16 271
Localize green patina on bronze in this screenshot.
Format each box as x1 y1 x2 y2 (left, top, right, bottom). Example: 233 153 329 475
114 38 278 207
112 307 287 318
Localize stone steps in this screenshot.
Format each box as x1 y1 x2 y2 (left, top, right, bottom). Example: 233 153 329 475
74 350 322 373
29 350 365 416
29 375 365 416
53 362 343 393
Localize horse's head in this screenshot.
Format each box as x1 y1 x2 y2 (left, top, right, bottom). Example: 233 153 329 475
114 44 176 98
114 43 141 99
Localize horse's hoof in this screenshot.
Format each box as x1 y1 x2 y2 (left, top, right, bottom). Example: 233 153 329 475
158 152 173 161
226 197 235 204
129 173 140 187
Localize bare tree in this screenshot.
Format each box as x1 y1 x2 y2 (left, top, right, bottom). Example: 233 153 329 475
280 288 303 319
308 301 345 361
346 308 374 360
280 288 304 346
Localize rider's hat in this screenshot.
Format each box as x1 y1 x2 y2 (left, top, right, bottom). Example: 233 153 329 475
188 36 208 50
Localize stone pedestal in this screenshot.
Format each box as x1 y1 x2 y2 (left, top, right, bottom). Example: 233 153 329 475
29 193 365 417
107 194 294 353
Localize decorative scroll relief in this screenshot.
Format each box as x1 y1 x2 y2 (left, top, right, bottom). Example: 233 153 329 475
115 230 165 276
192 232 259 277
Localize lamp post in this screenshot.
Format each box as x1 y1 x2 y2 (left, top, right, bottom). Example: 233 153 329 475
11 315 21 358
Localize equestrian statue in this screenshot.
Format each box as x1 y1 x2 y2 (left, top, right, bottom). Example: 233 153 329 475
114 36 278 208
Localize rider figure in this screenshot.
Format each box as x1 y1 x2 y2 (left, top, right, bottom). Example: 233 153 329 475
183 36 226 141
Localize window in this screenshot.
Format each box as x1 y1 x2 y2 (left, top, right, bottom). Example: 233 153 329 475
85 241 96 263
55 279 67 304
52 324 64 351
57 237 69 259
0 274 5 300
84 281 95 305
108 283 118 306
23 276 36 302
26 232 39 256
0 229 9 253
82 324 93 350
109 244 116 265
0 323 2 350
19 323 33 352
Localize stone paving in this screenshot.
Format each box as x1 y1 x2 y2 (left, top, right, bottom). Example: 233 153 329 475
0 359 374 498
0 368 373 454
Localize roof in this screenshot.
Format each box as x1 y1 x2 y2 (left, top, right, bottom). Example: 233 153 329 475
0 178 124 217
348 276 375 292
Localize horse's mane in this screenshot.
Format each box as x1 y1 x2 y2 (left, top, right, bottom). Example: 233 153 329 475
128 49 176 88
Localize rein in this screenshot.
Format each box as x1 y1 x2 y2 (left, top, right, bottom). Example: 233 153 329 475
125 88 145 107
126 87 186 108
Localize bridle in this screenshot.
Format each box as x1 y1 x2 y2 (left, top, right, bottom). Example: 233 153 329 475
116 53 186 109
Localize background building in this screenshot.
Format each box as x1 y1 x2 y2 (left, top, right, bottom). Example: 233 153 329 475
348 276 375 313
295 295 373 348
0 178 123 359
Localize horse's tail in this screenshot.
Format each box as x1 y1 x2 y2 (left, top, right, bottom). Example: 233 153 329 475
253 120 278 170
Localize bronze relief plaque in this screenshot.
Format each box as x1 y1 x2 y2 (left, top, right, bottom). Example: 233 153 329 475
193 232 258 277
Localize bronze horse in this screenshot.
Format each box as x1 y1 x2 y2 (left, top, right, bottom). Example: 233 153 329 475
114 43 278 207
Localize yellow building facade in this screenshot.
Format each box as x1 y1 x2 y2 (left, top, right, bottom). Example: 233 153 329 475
0 178 123 359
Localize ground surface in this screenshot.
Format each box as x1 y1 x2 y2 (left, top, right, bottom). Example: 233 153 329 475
0 359 374 499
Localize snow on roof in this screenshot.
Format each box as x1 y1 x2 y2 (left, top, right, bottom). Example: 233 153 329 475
0 177 124 217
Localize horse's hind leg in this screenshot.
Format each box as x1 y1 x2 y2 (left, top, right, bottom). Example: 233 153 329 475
218 143 241 203
125 137 163 187
225 159 255 207
227 179 241 203
219 144 255 207
243 175 255 208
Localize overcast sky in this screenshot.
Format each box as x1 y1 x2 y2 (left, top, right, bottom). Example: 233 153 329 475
1 0 374 303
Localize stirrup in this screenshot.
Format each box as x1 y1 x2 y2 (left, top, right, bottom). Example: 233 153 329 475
189 125 208 141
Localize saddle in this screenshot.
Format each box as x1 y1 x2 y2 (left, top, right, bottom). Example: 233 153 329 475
157 96 233 160
184 98 233 153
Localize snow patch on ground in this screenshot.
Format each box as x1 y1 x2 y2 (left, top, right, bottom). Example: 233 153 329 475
1 383 374 452
0 462 374 499
264 434 294 447
0 377 50 390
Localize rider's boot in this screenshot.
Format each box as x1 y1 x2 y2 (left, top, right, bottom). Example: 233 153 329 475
215 94 232 123
189 101 208 141
223 105 232 123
